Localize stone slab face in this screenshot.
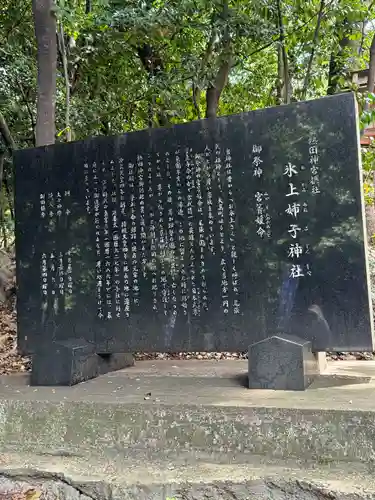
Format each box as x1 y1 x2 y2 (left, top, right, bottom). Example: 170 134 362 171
30 339 134 386
248 334 318 390
14 93 373 354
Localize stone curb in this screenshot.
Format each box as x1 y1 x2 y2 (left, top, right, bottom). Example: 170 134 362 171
0 399 375 463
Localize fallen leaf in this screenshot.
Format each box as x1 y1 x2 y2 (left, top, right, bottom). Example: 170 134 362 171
25 489 42 500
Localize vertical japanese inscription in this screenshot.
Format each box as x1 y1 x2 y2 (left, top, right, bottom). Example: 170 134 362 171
253 144 271 239
58 252 64 295
63 190 71 216
101 163 112 318
148 154 158 312
195 152 208 312
186 147 199 316
129 160 139 307
175 150 188 315
47 192 54 219
110 160 120 319
166 152 177 316
49 252 56 296
41 253 48 297
156 153 167 315
119 158 130 318
93 161 104 318
40 193 46 219
285 161 304 279
205 145 215 255
41 140 243 320
309 133 320 195
215 144 230 314
138 155 147 279
66 250 73 295
284 153 312 278
225 148 240 315
252 144 263 178
255 191 270 238
56 191 63 217
37 141 244 319
84 162 91 214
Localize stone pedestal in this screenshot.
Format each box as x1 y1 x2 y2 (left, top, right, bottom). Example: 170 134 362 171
248 334 319 391
314 351 327 373
30 339 134 386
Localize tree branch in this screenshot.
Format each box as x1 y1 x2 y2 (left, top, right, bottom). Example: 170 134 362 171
0 114 16 153
15 79 36 147
85 0 92 14
0 152 5 197
0 153 14 223
301 0 325 100
229 0 336 73
4 176 14 221
5 4 29 40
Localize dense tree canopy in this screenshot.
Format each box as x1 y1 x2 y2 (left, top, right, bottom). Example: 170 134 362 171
1 0 375 246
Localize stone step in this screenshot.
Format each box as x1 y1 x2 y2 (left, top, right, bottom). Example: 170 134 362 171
1 451 375 499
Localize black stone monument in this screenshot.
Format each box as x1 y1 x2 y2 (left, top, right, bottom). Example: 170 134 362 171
14 93 374 389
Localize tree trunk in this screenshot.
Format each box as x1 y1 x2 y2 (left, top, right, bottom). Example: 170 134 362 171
205 54 232 118
205 0 231 118
32 0 57 147
367 33 375 96
276 44 283 105
0 152 6 249
276 0 290 104
192 83 201 119
193 28 215 120
57 22 72 141
137 44 169 127
4 178 14 221
327 17 362 96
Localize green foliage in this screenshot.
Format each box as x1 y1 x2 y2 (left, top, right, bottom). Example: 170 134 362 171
2 0 374 140
362 146 375 204
358 92 375 206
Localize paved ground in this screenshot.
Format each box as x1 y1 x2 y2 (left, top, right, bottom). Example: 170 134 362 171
0 358 374 410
